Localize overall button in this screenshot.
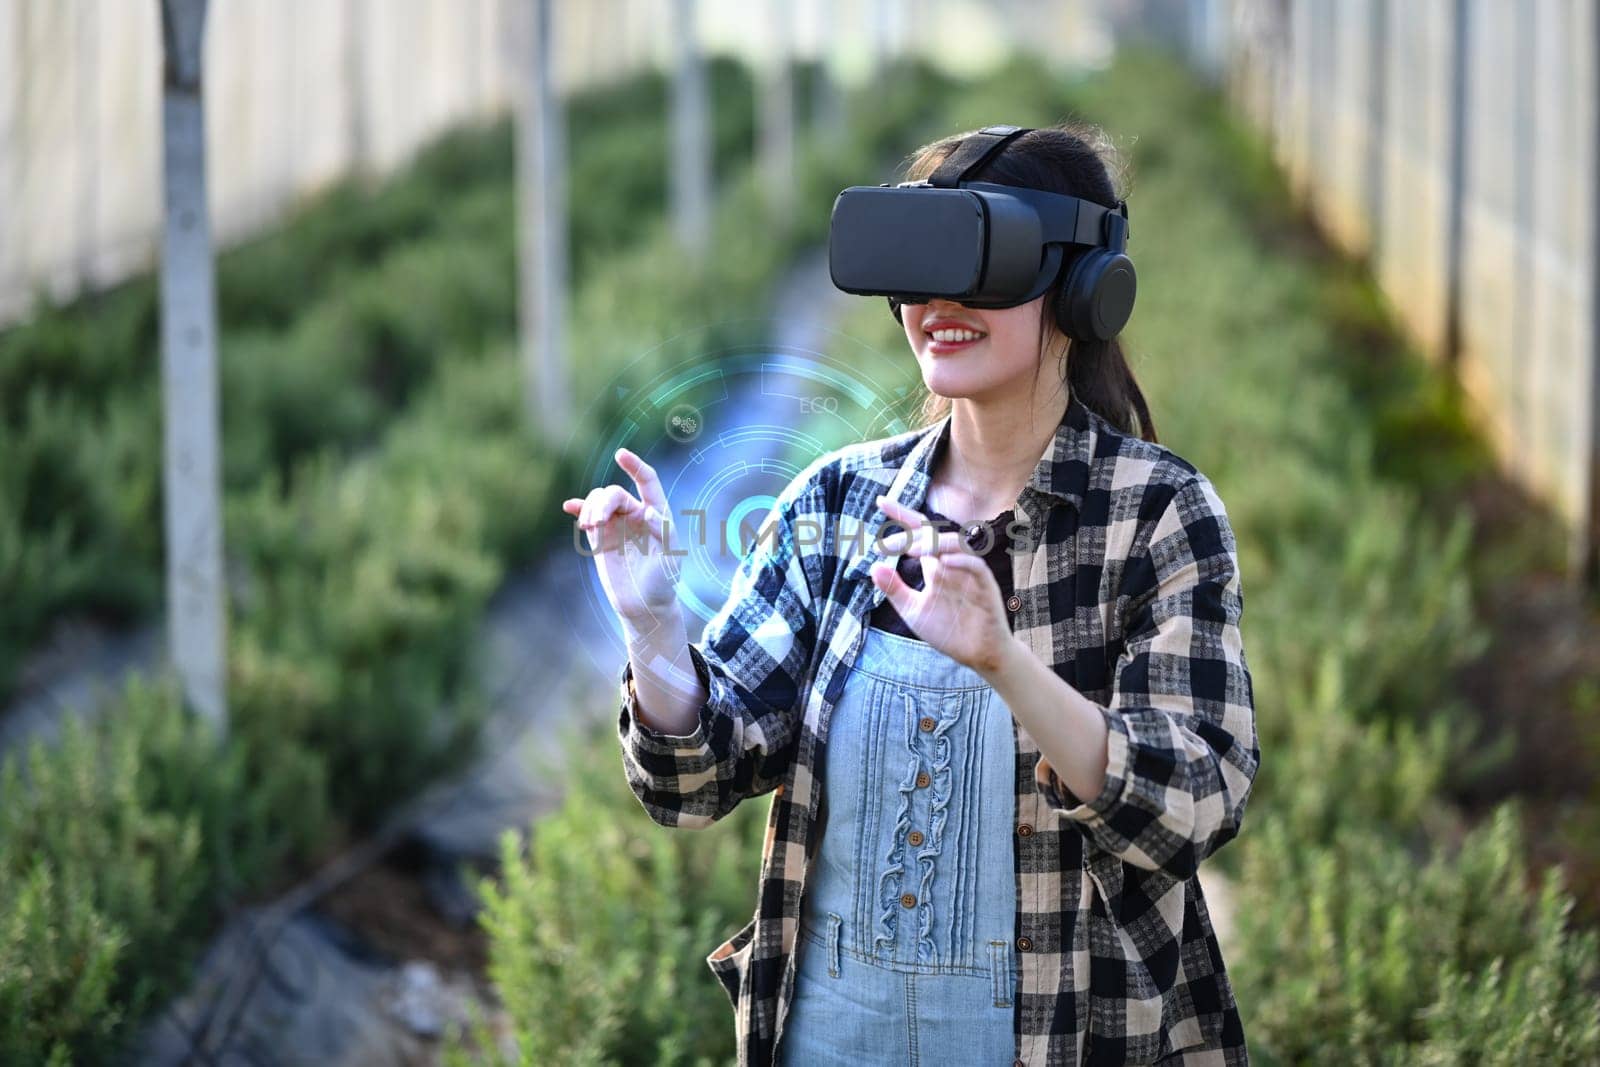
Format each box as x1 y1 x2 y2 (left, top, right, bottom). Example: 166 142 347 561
900 893 917 908
1006 593 1022 612
907 830 925 846
916 771 931 788
1017 823 1034 837
1016 936 1033 952
919 716 937 732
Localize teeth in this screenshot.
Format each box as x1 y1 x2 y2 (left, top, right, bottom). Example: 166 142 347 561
930 328 985 342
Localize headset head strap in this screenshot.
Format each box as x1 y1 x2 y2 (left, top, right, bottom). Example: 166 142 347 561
927 124 1032 188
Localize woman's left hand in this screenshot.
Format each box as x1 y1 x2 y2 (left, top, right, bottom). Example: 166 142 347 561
870 495 1017 679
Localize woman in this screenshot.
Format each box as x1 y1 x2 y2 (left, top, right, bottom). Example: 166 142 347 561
564 122 1259 1066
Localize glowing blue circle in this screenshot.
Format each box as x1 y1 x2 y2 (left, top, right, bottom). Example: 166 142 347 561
725 494 780 558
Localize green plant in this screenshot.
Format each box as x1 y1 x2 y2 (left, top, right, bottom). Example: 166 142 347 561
458 716 764 1066
1232 804 1600 1064
0 676 324 1065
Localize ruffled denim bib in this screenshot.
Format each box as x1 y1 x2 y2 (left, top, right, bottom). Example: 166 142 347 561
778 624 1019 1065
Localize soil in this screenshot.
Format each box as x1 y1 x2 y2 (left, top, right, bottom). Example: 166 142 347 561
315 839 491 975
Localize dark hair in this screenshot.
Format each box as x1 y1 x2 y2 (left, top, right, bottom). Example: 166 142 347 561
899 121 1159 443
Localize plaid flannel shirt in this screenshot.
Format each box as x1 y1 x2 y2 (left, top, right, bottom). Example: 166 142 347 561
617 391 1258 1065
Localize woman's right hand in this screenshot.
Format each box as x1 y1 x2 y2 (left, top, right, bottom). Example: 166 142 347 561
563 447 683 629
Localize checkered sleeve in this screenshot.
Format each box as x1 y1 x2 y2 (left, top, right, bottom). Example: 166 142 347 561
616 493 817 830
1035 474 1259 880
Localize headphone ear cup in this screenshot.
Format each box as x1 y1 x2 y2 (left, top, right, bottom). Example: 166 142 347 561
1054 249 1136 342
1052 249 1093 342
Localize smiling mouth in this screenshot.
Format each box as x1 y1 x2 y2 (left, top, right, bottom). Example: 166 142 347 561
927 329 987 351
928 327 987 342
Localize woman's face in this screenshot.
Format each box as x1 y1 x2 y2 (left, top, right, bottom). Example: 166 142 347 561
903 295 1053 404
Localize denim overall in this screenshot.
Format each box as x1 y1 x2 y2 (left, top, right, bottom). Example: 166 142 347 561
778 624 1019 1065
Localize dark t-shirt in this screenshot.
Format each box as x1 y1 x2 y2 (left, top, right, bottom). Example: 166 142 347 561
866 505 1017 640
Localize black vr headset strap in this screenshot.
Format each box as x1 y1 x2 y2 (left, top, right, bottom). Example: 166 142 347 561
962 181 1130 253
926 124 1032 188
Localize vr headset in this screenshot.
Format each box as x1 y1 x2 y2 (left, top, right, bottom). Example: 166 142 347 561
827 124 1136 342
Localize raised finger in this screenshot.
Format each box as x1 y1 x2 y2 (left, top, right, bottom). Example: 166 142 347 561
615 447 671 515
